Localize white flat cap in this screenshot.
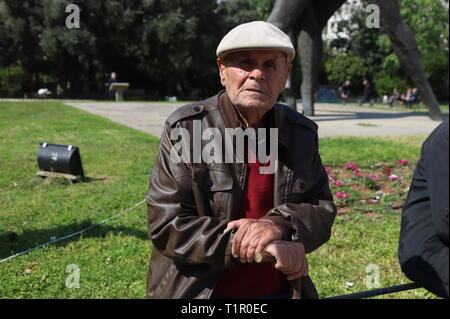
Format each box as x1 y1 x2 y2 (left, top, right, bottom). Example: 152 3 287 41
216 21 295 63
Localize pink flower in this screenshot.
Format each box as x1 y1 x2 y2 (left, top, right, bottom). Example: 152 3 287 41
335 180 345 186
344 162 358 170
397 160 409 165
388 174 399 181
365 173 379 181
353 170 363 177
325 166 333 173
336 191 350 199
328 173 336 181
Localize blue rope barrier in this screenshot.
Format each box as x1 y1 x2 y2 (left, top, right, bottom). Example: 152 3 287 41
325 283 421 299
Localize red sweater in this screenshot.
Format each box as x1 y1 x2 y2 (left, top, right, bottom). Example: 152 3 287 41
212 156 287 298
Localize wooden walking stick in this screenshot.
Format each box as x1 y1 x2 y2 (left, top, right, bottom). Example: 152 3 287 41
254 252 302 299
254 252 276 263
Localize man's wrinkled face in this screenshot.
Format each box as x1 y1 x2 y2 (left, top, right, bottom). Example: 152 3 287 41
217 50 292 113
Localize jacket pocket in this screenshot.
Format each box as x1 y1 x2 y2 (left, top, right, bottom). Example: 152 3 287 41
208 170 233 192
188 164 233 218
206 169 233 218
189 164 233 192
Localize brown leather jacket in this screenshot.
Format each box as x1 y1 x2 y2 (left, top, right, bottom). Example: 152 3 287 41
146 91 336 299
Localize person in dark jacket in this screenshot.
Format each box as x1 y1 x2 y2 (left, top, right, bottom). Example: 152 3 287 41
105 72 118 100
146 21 336 299
340 80 351 104
398 119 449 298
359 79 374 106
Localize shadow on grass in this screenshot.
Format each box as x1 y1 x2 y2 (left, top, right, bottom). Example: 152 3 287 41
0 221 148 259
311 111 449 122
80 176 108 183
36 176 109 185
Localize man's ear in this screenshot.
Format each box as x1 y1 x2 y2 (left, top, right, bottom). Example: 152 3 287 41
217 58 227 87
283 63 293 84
286 63 293 76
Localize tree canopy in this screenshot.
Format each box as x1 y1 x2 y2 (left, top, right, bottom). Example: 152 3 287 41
0 0 448 101
0 0 269 99
326 0 448 98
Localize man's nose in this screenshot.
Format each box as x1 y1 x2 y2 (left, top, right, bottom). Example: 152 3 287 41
249 67 265 81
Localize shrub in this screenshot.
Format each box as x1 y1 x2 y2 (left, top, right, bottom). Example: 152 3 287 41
0 65 26 93
373 73 409 97
325 53 368 87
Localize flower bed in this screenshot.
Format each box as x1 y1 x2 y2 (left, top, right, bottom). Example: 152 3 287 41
326 160 414 215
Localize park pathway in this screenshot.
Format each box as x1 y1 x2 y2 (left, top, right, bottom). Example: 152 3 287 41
65 101 444 139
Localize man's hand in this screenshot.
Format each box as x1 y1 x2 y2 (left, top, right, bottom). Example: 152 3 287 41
225 218 283 263
263 241 308 281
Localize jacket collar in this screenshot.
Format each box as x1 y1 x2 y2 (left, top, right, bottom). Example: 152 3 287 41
217 91 290 152
218 91 244 130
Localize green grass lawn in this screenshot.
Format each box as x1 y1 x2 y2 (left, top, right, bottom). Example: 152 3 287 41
332 100 449 114
0 101 159 298
0 101 436 298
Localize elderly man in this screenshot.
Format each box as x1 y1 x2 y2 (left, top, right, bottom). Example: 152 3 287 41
146 21 336 299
